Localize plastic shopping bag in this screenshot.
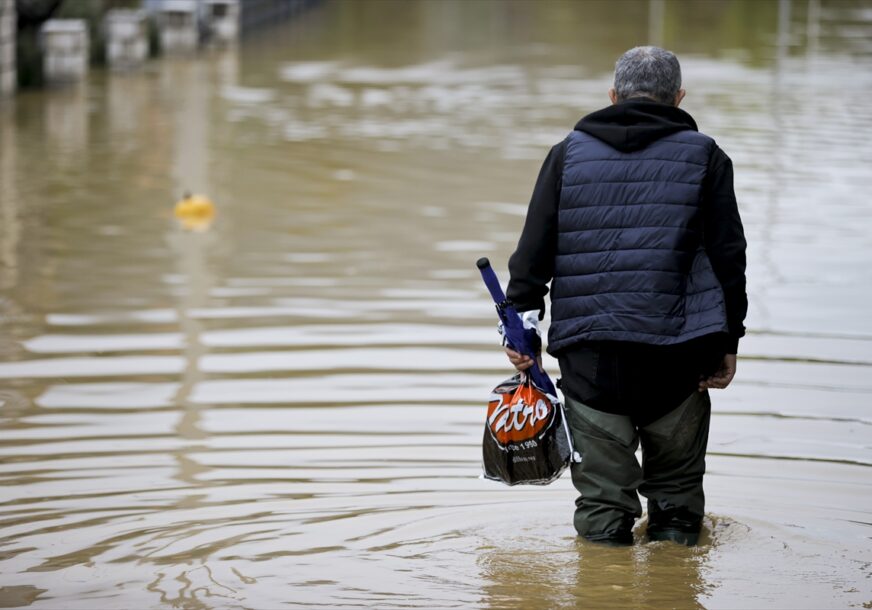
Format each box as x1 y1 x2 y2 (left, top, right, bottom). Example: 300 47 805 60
482 372 574 485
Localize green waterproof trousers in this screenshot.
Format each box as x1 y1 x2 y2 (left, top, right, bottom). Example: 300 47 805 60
564 390 711 544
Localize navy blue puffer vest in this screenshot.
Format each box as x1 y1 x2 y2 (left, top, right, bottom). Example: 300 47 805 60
547 129 728 354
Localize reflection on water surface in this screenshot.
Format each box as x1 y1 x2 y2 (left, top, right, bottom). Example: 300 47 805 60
1 1 871 608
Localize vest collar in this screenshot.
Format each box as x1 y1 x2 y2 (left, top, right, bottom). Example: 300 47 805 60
575 100 698 153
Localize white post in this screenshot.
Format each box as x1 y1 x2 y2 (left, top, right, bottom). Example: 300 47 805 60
648 0 665 47
40 20 89 85
157 0 199 54
104 9 149 71
204 0 240 46
0 0 15 97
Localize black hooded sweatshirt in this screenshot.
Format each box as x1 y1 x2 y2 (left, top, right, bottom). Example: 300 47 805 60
507 99 747 424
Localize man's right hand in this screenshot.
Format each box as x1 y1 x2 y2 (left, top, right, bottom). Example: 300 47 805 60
699 354 737 391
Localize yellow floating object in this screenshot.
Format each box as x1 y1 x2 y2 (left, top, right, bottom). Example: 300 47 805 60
174 193 215 219
174 193 215 231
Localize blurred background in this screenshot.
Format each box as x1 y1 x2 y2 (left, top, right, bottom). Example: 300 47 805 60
0 0 871 608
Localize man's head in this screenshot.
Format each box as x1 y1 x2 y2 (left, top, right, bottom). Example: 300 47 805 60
609 46 685 107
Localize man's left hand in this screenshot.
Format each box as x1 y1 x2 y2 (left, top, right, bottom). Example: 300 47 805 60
505 347 540 372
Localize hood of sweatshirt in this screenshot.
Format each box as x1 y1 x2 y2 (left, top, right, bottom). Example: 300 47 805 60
575 99 698 153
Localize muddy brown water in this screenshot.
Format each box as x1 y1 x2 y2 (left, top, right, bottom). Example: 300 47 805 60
1 1 871 608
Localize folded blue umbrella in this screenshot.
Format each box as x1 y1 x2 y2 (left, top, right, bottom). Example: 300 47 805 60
476 257 556 395
476 258 579 485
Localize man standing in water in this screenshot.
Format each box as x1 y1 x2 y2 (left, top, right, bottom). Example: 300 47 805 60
505 47 747 546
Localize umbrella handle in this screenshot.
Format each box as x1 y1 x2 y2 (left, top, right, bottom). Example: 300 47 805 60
477 258 557 396
476 258 507 306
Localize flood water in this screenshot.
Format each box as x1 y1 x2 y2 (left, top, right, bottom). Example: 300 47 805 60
1 1 871 608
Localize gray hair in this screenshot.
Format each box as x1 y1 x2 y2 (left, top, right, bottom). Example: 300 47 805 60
613 46 682 104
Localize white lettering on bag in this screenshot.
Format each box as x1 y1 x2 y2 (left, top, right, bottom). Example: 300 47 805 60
488 395 550 435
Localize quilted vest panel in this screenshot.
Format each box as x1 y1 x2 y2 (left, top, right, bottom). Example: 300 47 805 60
547 129 728 354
